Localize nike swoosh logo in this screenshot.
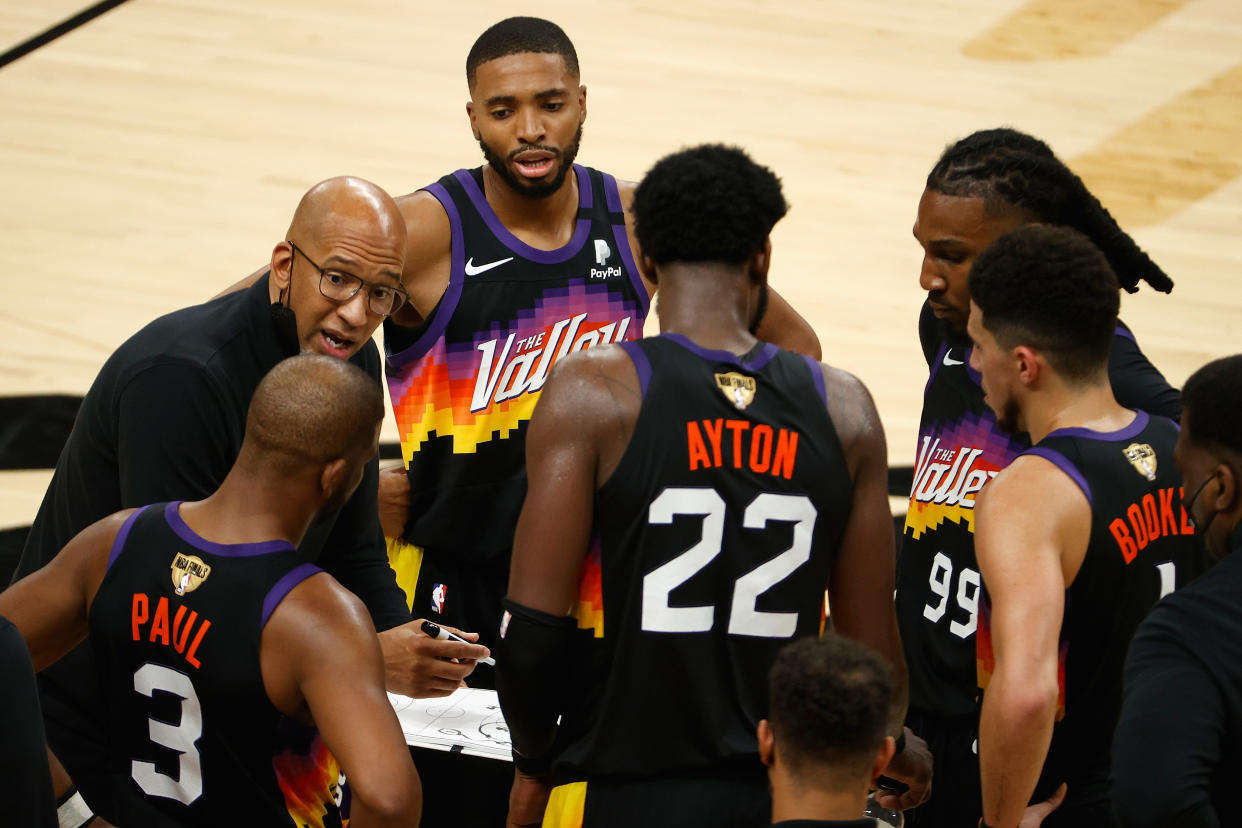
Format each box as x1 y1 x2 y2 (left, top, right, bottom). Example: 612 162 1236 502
464 256 514 276
943 349 964 367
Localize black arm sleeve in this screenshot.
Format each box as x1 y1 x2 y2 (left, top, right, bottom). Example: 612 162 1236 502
316 455 411 632
1109 324 1182 421
495 598 575 774
1112 624 1221 828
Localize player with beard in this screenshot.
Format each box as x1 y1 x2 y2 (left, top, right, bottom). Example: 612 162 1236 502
379 18 821 824
898 128 1186 828
968 225 1195 827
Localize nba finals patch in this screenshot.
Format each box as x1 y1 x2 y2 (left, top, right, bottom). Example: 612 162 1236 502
1123 443 1157 481
171 553 211 595
432 583 447 614
715 372 756 410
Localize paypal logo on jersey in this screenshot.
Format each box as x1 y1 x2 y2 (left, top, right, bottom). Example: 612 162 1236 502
591 238 622 280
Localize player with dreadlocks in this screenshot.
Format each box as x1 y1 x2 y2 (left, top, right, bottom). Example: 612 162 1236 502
897 127 1187 828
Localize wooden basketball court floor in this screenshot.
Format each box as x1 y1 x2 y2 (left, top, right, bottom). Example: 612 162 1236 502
1 0 1239 529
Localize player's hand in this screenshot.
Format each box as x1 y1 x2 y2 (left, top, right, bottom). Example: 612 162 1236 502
873 727 933 811
378 619 490 698
1018 783 1067 827
507 769 552 828
378 465 411 540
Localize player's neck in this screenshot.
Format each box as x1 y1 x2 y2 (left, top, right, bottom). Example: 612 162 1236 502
482 164 579 247
769 775 870 824
180 476 314 549
1025 380 1132 444
656 265 758 355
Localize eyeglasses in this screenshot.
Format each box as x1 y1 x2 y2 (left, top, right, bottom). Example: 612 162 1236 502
287 240 408 317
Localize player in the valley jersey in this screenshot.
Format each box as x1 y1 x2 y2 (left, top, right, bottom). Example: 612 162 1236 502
0 356 420 828
380 20 821 823
379 16 822 652
495 144 930 828
967 226 1197 828
898 128 1185 828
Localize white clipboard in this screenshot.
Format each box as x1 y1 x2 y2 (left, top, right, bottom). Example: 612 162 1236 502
388 687 513 762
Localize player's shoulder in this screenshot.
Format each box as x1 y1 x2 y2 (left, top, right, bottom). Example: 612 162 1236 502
267 570 374 644
537 343 642 426
614 177 637 205
981 451 1085 516
546 342 639 396
815 361 880 446
395 188 451 242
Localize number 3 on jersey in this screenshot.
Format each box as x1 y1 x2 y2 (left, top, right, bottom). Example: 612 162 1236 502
131 662 204 805
923 551 980 639
641 486 818 638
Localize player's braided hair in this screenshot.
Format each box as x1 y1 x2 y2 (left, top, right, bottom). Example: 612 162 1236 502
927 128 1173 295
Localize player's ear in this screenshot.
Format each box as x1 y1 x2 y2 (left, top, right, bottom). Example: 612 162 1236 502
319 458 349 503
639 254 659 286
756 719 775 768
749 238 772 285
578 84 587 122
1014 344 1040 386
871 735 898 785
466 100 481 141
1214 462 1239 517
271 241 294 294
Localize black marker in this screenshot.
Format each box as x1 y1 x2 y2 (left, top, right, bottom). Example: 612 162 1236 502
420 620 495 666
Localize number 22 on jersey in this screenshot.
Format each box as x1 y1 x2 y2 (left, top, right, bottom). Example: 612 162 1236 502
641 486 818 639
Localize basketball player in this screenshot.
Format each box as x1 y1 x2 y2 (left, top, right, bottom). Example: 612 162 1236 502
381 16 821 648
967 226 1195 827
1112 354 1242 828
495 144 928 828
898 128 1185 828
0 355 421 828
379 17 822 823
12 177 476 823
761 634 897 827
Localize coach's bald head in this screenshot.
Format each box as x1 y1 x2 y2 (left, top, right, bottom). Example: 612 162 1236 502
270 176 407 359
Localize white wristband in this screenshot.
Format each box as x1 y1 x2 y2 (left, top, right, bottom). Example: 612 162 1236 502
57 790 94 828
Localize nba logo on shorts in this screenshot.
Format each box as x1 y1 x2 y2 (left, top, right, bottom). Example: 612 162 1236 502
431 583 447 614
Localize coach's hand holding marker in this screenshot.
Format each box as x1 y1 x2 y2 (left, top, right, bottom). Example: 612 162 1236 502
421 619 496 666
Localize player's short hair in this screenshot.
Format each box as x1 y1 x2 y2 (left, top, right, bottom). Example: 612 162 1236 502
768 634 894 783
1182 355 1242 456
927 127 1173 295
969 224 1119 382
244 354 384 474
466 17 579 88
633 144 788 266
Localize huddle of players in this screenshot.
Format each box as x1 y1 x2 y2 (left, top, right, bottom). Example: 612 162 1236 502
0 13 1227 828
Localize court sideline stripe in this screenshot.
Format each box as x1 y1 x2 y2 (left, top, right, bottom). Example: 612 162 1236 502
0 0 132 70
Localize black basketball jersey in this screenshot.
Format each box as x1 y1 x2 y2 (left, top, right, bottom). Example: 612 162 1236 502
88 502 341 828
897 338 1027 717
552 334 853 780
384 165 648 563
900 310 1192 721
976 411 1196 805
